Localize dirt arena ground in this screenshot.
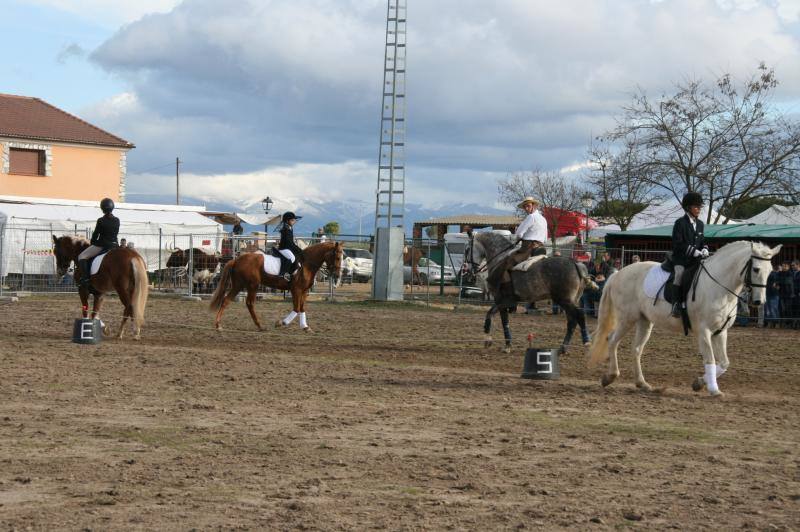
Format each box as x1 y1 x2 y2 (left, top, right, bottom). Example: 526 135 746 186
1 294 798 530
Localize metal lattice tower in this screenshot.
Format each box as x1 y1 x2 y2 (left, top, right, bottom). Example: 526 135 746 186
374 0 406 230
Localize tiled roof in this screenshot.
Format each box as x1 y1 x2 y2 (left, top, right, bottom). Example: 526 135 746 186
414 215 521 226
0 93 134 148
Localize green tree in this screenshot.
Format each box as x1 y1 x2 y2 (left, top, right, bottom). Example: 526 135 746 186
323 221 340 235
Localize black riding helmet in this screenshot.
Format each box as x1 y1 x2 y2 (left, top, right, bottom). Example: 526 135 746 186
100 197 115 214
681 191 703 211
282 211 302 223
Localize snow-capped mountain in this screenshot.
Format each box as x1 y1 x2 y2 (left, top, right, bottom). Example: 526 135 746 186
124 193 512 236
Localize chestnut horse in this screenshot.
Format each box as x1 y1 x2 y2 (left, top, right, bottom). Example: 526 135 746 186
210 241 344 331
52 235 149 340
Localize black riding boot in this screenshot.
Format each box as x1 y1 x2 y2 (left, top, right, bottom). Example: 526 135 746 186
78 259 90 287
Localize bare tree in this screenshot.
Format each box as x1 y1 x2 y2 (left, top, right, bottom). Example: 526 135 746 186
586 138 659 230
497 170 588 249
605 63 800 223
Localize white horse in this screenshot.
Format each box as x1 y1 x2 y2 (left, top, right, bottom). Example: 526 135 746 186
588 240 781 396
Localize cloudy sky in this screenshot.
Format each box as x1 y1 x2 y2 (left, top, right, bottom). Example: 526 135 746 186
3 0 800 210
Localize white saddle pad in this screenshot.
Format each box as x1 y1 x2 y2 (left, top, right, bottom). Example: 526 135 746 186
260 252 282 276
643 264 670 299
89 252 109 276
513 255 547 272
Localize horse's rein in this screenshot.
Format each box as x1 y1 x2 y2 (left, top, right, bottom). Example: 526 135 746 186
697 243 771 301
465 235 516 274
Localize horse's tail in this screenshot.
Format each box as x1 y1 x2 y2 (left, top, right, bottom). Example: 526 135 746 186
209 259 234 311
131 255 149 328
587 278 616 368
573 261 598 291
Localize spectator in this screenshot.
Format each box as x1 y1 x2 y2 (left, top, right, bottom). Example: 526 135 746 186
232 222 243 236
120 238 127 248
765 263 780 328
777 262 794 328
613 258 622 271
126 241 134 249
599 252 614 278
631 254 641 263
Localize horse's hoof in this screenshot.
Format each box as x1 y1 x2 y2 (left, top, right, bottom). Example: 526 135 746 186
559 345 567 355
303 327 313 333
709 389 724 398
133 335 141 341
502 346 512 354
636 382 653 392
691 377 705 392
601 374 617 387
583 341 592 347
275 320 284 328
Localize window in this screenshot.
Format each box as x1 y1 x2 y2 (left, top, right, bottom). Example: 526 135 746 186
9 148 46 176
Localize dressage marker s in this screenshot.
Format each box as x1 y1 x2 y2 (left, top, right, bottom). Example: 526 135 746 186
521 347 560 380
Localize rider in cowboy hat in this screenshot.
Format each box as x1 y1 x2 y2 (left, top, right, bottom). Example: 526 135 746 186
77 197 120 287
670 191 709 317
277 211 304 281
487 196 548 303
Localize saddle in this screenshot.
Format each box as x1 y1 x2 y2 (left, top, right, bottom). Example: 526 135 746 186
656 254 701 306
269 247 297 277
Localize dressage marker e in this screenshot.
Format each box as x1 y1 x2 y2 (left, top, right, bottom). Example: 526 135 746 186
72 317 103 345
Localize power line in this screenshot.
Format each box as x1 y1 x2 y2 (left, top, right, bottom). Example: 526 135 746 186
128 162 177 175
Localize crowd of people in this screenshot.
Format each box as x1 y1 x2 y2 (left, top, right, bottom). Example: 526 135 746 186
765 260 800 328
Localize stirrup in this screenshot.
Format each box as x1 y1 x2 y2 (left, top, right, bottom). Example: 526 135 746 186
282 272 292 282
670 302 682 317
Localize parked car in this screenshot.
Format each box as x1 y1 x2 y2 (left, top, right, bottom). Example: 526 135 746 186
343 247 373 281
404 257 456 285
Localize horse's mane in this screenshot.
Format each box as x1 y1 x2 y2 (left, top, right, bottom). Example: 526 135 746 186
475 231 514 250
712 239 771 259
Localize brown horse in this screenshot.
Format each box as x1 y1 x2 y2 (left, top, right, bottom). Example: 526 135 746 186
209 241 344 331
52 235 149 339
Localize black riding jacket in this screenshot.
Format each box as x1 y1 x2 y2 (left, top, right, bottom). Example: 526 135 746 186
90 214 120 249
278 225 303 257
671 214 705 267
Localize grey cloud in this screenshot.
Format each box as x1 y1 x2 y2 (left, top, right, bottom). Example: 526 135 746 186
86 0 800 203
56 43 86 64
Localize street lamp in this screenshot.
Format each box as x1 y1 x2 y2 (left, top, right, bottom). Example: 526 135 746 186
261 196 273 237
580 193 594 244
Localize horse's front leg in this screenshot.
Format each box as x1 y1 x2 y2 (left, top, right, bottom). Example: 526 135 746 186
694 329 722 396
298 293 311 333
91 293 110 336
693 329 728 395
276 287 301 329
500 307 512 354
483 304 499 348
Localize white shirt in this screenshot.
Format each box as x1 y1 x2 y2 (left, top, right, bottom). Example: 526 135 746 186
515 210 548 243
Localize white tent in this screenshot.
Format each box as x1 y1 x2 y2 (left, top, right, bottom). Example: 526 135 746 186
590 197 735 237
0 195 223 276
743 204 800 225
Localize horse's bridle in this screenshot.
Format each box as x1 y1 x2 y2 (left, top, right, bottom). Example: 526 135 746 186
697 242 771 301
463 234 516 275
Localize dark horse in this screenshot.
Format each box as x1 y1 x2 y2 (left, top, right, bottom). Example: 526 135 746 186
210 241 344 331
52 235 149 340
464 232 595 353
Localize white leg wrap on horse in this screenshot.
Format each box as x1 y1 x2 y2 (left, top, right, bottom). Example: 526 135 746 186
299 312 308 328
704 364 719 394
282 311 298 325
715 365 727 379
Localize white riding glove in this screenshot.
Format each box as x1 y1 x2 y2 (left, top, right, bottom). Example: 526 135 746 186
700 248 710 258
692 249 703 258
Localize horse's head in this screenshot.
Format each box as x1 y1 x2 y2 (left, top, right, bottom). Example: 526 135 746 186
463 232 512 277
325 241 345 287
51 235 87 277
747 242 782 306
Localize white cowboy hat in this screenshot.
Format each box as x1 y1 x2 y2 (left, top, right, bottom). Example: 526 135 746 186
516 197 540 209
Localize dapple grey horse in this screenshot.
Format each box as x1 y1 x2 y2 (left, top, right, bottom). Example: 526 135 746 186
464 232 596 353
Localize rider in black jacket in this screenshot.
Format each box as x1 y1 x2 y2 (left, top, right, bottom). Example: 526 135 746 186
78 198 120 287
670 191 708 317
277 211 303 281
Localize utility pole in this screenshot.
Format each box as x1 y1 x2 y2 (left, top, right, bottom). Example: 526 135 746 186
175 157 181 205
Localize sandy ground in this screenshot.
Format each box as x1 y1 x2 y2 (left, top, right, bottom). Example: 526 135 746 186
0 295 798 530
